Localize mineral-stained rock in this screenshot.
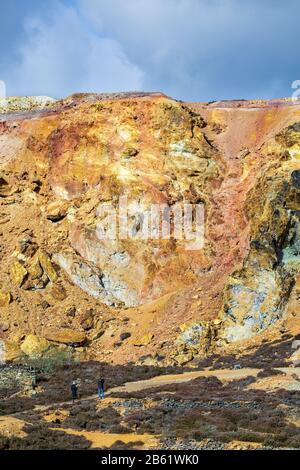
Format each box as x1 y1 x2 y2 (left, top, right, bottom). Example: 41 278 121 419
134 333 154 347
174 352 194 366
12 261 28 286
42 328 86 346
45 201 69 222
38 251 58 283
89 320 105 341
177 322 203 350
218 146 300 343
0 93 300 364
28 257 43 280
21 334 51 357
0 290 11 307
78 309 94 330
65 306 76 317
1 341 22 362
50 284 67 301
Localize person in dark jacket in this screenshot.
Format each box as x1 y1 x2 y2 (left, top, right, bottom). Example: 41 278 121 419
31 375 37 395
97 378 105 399
71 380 78 402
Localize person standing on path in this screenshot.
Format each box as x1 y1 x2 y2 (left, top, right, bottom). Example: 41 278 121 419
97 378 105 399
71 380 78 402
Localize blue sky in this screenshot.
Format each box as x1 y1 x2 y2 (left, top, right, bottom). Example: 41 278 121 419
0 0 299 101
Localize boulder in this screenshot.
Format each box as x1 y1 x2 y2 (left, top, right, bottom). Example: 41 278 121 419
21 334 51 357
43 328 86 346
1 341 22 362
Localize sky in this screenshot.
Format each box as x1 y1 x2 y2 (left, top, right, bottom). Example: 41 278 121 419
0 0 299 102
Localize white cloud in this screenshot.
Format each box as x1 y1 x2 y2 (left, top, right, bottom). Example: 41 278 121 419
3 0 300 100
5 3 143 98
78 0 300 101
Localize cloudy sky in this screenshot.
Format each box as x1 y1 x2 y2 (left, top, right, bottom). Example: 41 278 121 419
0 0 299 101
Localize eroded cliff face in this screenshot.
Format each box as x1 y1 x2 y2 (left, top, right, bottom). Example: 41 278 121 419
0 93 299 365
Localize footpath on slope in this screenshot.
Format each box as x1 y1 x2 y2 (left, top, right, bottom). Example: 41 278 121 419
2 367 300 418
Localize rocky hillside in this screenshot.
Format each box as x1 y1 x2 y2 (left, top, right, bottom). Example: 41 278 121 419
0 92 299 367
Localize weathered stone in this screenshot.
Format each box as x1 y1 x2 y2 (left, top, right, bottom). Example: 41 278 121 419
1 341 22 362
134 333 154 347
45 201 68 222
79 309 94 330
41 300 50 309
12 261 27 286
292 340 300 350
1 93 300 365
0 322 10 332
43 328 86 346
0 290 11 307
139 355 159 366
38 251 58 283
291 348 300 366
28 257 43 279
19 238 38 257
66 306 76 317
120 332 131 341
177 322 203 349
89 323 105 341
122 147 139 158
50 284 67 301
21 334 51 357
175 352 193 366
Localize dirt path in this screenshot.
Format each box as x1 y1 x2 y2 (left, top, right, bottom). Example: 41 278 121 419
1 366 300 450
4 366 300 418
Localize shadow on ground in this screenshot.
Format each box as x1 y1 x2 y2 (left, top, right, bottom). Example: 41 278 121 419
0 335 299 450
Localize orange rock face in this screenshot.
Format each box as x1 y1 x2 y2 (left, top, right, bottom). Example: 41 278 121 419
0 93 299 364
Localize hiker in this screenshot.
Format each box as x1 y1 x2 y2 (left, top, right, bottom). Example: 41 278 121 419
97 378 105 399
31 375 37 395
71 380 78 402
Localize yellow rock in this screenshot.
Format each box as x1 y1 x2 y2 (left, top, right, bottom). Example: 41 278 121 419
28 257 43 279
179 323 188 332
12 261 27 286
45 201 68 221
50 284 67 301
134 333 154 346
43 328 86 346
21 334 51 357
38 251 58 282
175 352 193 365
1 341 22 362
0 290 11 307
